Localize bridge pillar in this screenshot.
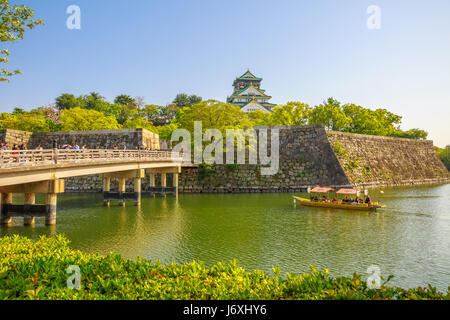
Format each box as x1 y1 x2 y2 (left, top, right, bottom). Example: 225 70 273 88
118 178 126 207
45 193 57 226
161 173 167 197
0 193 12 225
134 178 141 206
150 174 156 197
103 176 111 207
23 193 36 226
173 173 179 198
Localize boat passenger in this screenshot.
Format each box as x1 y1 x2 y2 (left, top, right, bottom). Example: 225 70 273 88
343 196 349 203
365 196 372 204
322 195 328 202
332 198 337 203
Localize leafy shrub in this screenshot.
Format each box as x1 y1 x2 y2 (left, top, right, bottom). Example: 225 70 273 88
0 235 448 300
226 164 238 172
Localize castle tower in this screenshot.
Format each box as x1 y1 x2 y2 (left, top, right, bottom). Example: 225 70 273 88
226 69 276 113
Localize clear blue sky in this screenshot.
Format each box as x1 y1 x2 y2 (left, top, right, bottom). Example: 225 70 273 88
1 0 449 147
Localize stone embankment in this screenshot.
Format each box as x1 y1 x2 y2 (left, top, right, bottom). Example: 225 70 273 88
1 126 448 192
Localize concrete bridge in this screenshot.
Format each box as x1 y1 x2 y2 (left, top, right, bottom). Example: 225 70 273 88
0 149 184 226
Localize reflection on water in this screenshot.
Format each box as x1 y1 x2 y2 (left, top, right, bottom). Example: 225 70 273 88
1 184 450 291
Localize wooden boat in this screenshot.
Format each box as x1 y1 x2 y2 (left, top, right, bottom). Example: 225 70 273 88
293 187 386 211
293 196 385 211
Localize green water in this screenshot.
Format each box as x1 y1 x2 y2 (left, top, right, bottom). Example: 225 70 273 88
1 184 450 291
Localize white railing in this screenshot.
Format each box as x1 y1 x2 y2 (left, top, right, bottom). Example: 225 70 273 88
0 149 184 168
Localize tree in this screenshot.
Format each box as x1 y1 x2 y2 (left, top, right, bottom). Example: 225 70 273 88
157 123 178 141
123 116 156 132
59 108 120 131
175 100 252 135
270 102 311 126
82 92 107 110
393 128 428 140
436 146 450 171
248 110 272 126
0 110 57 132
55 93 83 110
173 93 202 108
0 0 44 82
36 104 60 123
142 104 161 122
114 94 137 108
158 103 179 125
308 98 352 131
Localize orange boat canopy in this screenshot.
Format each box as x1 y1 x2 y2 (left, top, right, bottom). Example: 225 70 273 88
310 187 336 193
336 188 359 195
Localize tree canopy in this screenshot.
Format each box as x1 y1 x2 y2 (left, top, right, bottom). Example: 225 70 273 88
0 0 44 82
173 94 202 109
1 91 430 145
59 108 120 131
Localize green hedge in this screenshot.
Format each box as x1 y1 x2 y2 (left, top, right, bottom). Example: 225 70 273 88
0 235 448 300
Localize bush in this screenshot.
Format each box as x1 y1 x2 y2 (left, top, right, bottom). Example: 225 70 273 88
0 235 448 300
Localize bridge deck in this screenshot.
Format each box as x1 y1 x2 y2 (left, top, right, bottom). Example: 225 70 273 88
0 149 184 187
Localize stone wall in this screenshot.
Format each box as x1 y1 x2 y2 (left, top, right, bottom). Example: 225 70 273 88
0 129 32 149
1 126 448 192
326 131 450 187
27 128 159 150
178 125 351 193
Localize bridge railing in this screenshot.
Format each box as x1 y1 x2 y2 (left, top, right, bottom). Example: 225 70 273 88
0 149 184 168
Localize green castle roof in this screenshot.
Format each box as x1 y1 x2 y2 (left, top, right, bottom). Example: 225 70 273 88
237 69 262 81
232 85 271 98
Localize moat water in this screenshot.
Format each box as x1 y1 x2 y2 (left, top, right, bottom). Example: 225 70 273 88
1 184 449 291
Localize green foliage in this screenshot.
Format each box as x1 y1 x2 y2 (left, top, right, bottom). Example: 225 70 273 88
173 93 202 108
363 165 372 178
55 93 83 110
0 235 448 300
0 0 44 82
114 94 137 108
157 123 179 141
0 110 58 132
198 163 216 181
270 102 311 126
175 100 252 137
248 102 311 127
226 164 238 172
122 116 156 133
436 146 450 171
248 110 270 126
332 141 347 157
393 128 429 140
308 98 352 131
307 98 426 139
0 91 428 142
59 108 120 131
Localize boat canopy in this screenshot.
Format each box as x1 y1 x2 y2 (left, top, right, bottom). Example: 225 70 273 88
336 188 359 195
310 187 336 193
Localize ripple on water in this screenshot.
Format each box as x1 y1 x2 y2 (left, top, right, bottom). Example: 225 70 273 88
1 185 450 291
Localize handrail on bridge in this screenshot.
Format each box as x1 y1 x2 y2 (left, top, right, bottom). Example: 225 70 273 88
0 149 184 169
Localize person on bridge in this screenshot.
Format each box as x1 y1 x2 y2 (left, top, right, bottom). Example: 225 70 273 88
35 144 43 150
0 142 7 150
73 143 80 150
